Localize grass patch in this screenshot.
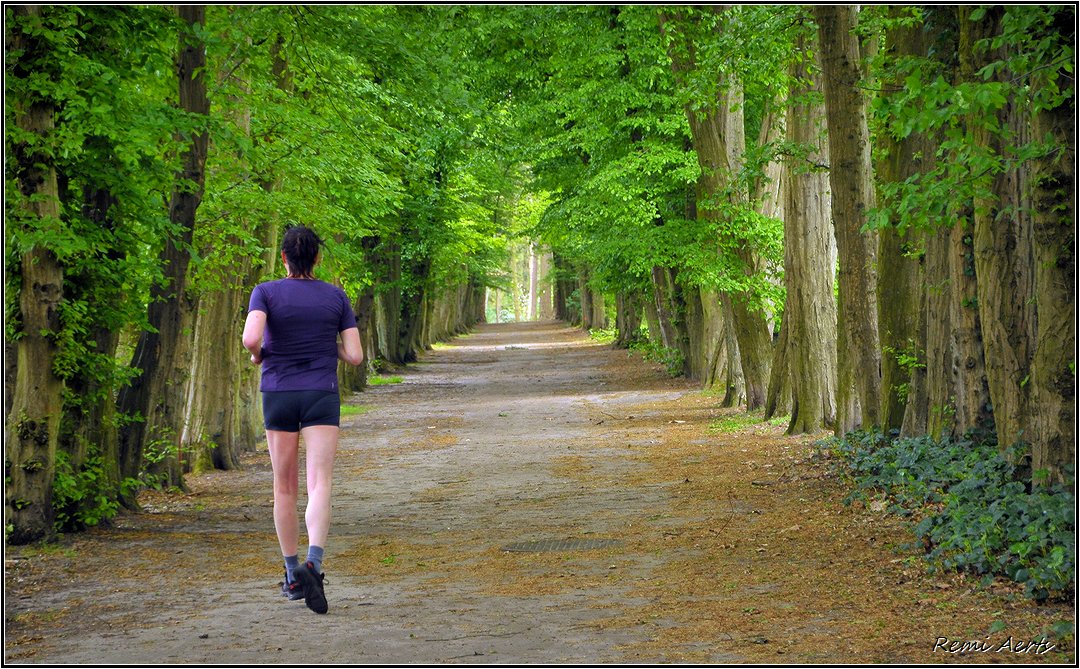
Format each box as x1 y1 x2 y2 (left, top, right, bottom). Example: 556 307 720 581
709 410 766 433
368 375 403 385
340 404 374 416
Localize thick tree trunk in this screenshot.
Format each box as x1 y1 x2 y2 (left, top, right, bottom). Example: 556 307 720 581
590 288 607 330
697 289 728 389
183 286 242 472
764 316 792 420
7 137 65 538
815 4 882 431
116 6 209 496
6 7 65 539
56 184 126 516
1027 9 1076 486
719 295 745 407
876 10 927 433
783 29 837 434
6 245 65 544
553 254 579 324
343 284 376 392
963 7 1036 463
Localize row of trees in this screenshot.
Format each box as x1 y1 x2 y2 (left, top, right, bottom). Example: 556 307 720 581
496 5 1073 487
5 5 509 542
5 5 1074 544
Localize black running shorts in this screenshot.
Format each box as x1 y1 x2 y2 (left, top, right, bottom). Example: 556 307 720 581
262 390 340 432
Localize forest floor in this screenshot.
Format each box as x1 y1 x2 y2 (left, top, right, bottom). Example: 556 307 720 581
4 321 1074 665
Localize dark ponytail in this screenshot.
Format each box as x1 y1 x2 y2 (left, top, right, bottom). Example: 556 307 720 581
282 224 323 278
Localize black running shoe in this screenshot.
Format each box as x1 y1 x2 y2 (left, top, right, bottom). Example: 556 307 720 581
280 573 304 601
294 561 328 614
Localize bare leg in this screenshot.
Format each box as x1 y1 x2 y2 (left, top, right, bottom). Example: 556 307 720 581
301 425 339 549
266 429 300 557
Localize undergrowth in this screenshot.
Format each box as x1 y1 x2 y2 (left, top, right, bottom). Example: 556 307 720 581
819 429 1075 602
627 339 684 377
52 450 123 532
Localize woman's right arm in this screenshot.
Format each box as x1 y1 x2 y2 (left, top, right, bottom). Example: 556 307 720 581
243 310 267 365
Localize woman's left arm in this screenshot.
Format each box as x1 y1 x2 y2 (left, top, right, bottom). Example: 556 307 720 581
338 327 363 366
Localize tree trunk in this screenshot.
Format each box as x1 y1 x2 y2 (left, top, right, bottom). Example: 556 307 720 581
590 288 607 330
815 4 882 431
650 265 692 376
376 241 404 363
538 248 555 320
963 7 1036 462
660 7 773 403
183 286 242 472
578 269 593 331
697 289 727 389
116 6 209 497
719 295 745 407
614 291 644 348
528 241 539 320
6 7 65 540
783 28 837 434
686 80 773 409
764 316 792 420
1027 8 1076 486
876 10 927 433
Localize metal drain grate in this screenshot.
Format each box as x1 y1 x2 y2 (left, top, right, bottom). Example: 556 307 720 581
501 538 624 553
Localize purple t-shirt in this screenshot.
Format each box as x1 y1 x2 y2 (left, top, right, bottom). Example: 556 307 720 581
248 278 357 392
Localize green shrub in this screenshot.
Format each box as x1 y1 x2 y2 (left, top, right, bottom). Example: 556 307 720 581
588 327 618 344
628 340 685 377
819 430 1074 601
53 450 121 532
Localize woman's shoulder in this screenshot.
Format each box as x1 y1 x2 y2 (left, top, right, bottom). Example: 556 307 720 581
252 278 287 294
314 279 348 296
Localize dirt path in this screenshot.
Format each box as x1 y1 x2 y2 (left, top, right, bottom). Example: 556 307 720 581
4 321 1073 664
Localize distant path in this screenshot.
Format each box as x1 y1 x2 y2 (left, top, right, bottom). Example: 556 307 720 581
5 321 1072 664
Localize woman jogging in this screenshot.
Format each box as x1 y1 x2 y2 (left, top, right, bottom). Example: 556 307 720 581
242 224 363 614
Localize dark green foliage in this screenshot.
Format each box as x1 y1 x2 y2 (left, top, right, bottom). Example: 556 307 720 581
821 430 1075 600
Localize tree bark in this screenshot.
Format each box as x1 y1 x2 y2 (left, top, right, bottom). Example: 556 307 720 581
783 28 837 434
815 5 882 431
